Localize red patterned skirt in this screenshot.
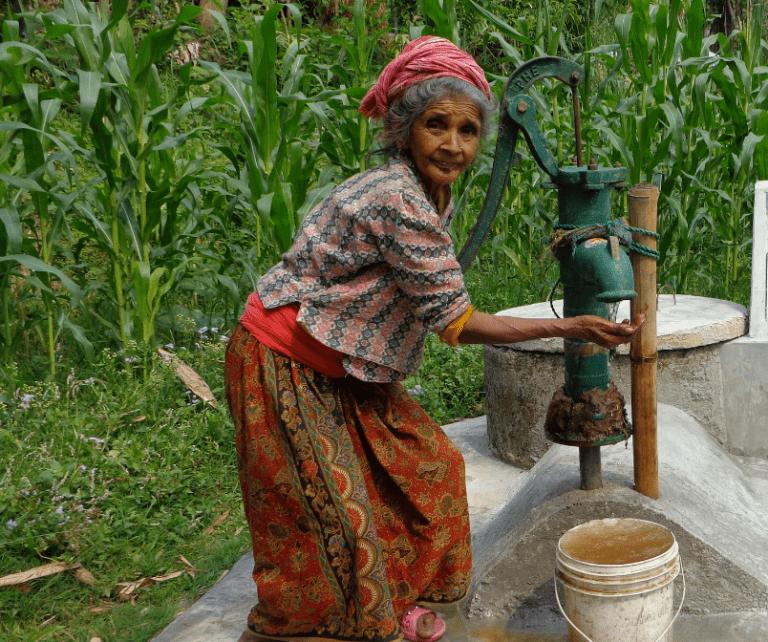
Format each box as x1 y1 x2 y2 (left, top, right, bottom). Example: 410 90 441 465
224 325 471 642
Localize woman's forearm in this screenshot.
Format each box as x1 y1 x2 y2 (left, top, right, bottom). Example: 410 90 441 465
457 310 571 344
457 310 644 350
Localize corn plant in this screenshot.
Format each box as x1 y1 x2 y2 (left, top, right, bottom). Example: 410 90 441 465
587 0 704 288
199 3 342 267
686 2 768 291
451 0 580 296
52 0 212 348
419 0 461 43
466 0 762 302
0 17 90 376
590 0 766 297
310 0 387 174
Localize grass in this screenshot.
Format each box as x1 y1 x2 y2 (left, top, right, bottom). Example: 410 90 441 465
0 333 252 642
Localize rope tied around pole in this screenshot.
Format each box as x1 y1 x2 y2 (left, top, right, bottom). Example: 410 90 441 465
550 220 660 260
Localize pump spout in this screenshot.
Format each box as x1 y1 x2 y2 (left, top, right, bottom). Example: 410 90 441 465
561 237 636 309
555 234 636 400
548 165 636 400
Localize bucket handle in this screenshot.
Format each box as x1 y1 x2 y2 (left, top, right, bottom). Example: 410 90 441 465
554 560 686 642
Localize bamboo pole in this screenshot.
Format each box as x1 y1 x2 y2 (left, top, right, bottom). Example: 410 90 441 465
629 183 660 499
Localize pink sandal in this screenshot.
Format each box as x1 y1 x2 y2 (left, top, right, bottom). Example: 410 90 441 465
400 606 446 642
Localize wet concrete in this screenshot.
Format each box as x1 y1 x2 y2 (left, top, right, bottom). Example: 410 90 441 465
435 601 768 642
438 605 768 642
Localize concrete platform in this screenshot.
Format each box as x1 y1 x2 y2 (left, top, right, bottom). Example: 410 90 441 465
151 409 768 642
490 295 748 355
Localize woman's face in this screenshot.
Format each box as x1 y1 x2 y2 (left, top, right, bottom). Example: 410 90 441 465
407 95 481 199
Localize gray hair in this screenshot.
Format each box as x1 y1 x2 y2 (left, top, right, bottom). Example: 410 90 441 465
378 76 497 158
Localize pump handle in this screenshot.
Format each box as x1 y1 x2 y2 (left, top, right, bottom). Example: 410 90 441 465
458 57 584 272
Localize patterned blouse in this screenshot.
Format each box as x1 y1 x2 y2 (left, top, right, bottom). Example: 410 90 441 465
256 156 471 382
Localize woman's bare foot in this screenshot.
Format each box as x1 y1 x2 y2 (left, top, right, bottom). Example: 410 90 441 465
414 610 437 639
401 606 445 642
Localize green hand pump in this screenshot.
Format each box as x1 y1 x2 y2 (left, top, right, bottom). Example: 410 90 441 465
458 57 637 490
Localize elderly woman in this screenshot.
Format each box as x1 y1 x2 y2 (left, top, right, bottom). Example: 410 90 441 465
225 37 642 642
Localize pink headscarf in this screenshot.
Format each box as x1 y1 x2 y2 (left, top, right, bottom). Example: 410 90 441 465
359 36 492 120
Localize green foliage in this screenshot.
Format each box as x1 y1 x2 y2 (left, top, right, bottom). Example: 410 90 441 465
1 0 762 413
403 337 485 424
0 0 214 371
0 0 761 406
0 15 87 376
455 0 761 305
66 0 210 349
200 3 332 265
586 0 763 298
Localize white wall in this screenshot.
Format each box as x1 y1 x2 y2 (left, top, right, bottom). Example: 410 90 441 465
751 182 768 339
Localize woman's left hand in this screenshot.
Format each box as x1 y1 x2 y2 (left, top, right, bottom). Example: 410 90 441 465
569 314 645 349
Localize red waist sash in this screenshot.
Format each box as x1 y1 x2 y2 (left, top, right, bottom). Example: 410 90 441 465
239 292 346 378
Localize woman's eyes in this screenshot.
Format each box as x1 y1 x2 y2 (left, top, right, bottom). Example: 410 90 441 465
425 120 479 136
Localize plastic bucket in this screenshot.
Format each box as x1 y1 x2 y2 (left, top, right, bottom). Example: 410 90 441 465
555 518 683 642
